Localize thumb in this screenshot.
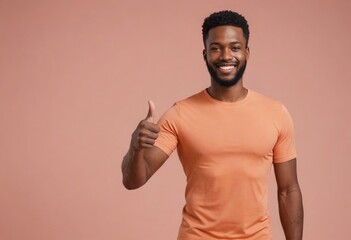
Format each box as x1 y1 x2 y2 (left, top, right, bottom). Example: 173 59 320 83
145 100 155 123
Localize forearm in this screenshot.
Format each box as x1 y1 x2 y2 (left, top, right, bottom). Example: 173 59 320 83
278 185 304 240
122 147 150 190
122 101 161 189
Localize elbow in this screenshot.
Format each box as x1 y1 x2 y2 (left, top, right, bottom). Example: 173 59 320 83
123 182 139 190
122 177 145 190
278 184 301 197
121 159 149 190
278 185 303 205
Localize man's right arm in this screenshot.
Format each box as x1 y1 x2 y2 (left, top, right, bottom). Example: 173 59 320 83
121 101 169 190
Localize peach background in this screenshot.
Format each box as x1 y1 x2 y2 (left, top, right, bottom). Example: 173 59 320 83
0 0 350 239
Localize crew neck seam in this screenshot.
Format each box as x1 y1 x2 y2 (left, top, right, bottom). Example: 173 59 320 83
202 88 253 107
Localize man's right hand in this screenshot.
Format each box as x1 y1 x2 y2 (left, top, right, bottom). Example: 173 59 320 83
130 101 160 151
122 100 169 189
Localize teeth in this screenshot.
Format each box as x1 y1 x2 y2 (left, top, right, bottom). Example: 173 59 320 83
219 65 234 70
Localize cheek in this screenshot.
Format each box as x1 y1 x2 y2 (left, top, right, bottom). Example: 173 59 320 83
207 53 220 63
235 52 246 62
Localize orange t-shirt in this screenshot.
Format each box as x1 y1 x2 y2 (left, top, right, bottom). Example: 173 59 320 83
154 89 297 240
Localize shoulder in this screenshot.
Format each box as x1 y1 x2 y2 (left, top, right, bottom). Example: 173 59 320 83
249 90 288 114
164 90 207 115
251 90 295 129
158 90 205 121
175 90 206 107
250 90 283 107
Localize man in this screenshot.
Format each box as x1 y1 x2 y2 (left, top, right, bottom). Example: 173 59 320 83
122 10 304 240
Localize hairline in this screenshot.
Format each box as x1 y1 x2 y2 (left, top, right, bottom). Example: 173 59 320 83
203 24 249 48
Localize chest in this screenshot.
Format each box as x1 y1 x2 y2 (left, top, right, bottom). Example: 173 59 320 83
178 107 279 159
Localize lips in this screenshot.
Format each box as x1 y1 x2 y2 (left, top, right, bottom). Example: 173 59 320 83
216 63 238 74
219 65 234 70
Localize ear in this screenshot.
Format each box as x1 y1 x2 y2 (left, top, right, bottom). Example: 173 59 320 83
245 47 250 60
203 49 207 61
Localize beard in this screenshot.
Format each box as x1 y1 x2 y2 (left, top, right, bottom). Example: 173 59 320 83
206 60 247 87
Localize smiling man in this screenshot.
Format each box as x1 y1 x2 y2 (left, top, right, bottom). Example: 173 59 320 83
122 10 304 240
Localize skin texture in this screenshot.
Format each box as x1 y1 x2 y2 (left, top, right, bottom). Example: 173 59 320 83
121 25 304 239
274 159 304 240
203 26 250 102
204 26 249 89
122 101 168 189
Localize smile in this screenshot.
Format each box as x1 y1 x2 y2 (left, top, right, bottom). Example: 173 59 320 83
216 63 238 73
219 65 235 70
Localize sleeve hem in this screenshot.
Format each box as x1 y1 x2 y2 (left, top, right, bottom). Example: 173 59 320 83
273 153 297 163
154 142 174 156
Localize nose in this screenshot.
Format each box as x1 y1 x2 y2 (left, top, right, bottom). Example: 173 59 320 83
220 48 233 61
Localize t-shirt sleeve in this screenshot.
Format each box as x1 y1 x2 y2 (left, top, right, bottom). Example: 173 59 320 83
273 105 297 163
154 103 180 156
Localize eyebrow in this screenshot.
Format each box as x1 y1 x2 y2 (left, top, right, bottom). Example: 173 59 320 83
209 41 242 46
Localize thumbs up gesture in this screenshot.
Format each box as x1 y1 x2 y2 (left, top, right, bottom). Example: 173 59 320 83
131 101 160 151
145 100 156 123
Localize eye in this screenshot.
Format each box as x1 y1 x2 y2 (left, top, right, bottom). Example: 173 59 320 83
210 46 220 52
232 46 240 52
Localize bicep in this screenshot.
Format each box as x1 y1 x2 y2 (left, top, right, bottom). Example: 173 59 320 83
143 145 169 179
274 158 299 191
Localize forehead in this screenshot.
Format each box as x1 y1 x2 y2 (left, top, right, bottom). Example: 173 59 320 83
206 25 245 45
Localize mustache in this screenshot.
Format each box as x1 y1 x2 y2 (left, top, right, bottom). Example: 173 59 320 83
215 60 238 64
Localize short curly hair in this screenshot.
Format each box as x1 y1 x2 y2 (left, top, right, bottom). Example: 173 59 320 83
202 10 250 47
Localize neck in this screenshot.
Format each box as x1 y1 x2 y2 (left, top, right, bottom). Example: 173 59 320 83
207 80 247 102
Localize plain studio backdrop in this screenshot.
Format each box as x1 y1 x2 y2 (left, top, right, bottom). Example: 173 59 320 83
0 0 350 239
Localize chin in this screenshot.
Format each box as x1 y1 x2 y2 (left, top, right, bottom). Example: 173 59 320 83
219 75 236 81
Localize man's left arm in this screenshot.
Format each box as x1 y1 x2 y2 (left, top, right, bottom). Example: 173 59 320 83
274 158 304 240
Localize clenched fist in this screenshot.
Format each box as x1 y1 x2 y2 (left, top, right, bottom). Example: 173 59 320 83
131 100 160 151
